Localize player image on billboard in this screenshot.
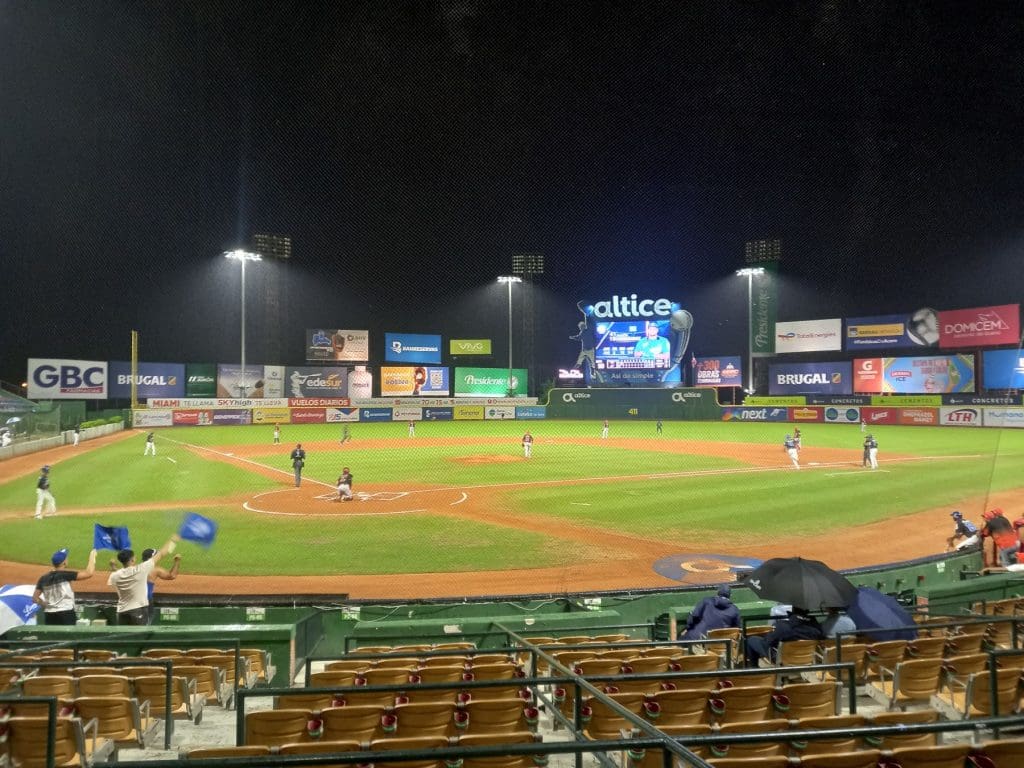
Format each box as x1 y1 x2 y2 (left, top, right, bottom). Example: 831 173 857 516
306 329 370 362
593 320 681 385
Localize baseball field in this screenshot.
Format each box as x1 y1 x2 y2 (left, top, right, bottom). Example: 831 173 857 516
0 420 1019 599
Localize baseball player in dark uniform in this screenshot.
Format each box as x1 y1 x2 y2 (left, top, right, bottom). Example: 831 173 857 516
862 435 872 467
337 467 353 501
290 443 306 487
947 511 980 551
34 465 56 519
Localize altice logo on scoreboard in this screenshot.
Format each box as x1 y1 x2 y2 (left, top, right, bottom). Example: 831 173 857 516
586 295 675 318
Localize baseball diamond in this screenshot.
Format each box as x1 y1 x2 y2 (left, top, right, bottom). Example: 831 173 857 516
0 418 1016 599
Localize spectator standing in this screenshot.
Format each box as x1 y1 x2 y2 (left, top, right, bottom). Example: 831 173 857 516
981 509 1019 567
33 548 98 625
107 535 179 625
290 443 306 487
34 465 56 520
680 586 740 640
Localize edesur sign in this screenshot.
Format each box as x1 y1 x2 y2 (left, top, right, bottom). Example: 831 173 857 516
450 339 492 356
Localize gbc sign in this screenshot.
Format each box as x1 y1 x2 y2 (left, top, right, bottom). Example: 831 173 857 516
28 358 108 400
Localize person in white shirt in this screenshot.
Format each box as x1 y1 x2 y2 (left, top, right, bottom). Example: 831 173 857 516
107 535 179 625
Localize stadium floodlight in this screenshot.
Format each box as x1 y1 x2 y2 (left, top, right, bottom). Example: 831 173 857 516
497 276 523 397
735 267 765 394
224 250 262 397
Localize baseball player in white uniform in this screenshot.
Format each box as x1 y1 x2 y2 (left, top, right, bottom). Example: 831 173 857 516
522 432 533 458
35 465 57 519
144 431 156 456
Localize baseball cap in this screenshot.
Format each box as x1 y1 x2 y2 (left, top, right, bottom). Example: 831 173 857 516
141 548 156 561
717 586 732 598
51 548 68 566
41 465 50 472
950 510 962 518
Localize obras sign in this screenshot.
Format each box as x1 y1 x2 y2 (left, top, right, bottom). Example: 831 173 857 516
450 339 492 355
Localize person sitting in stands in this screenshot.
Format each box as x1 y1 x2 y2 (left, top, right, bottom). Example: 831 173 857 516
680 585 740 640
745 606 823 667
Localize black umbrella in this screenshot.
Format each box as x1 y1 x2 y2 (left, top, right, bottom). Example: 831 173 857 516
743 557 858 611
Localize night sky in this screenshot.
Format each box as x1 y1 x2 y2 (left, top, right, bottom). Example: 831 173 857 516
3 2 1023 392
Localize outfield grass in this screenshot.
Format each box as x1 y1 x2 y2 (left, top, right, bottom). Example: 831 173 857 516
2 420 1022 576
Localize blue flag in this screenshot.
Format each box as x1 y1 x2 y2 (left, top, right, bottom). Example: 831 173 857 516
94 524 131 551
179 512 217 548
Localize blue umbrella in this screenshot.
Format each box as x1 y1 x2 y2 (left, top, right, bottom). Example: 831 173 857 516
848 586 918 642
0 584 40 636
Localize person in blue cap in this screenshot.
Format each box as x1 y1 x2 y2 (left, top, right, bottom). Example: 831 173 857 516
947 510 979 551
33 547 98 625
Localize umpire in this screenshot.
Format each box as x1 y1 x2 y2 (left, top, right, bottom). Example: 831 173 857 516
290 443 306 487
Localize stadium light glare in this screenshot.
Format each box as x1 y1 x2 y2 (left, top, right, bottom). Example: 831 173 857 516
224 250 262 397
497 276 522 397
735 267 765 393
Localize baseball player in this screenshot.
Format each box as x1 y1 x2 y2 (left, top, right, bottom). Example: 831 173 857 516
601 419 609 439
337 467 354 501
340 425 351 445
947 511 980 551
783 434 800 469
656 420 663 435
273 425 281 444
34 465 56 519
867 434 879 469
72 425 80 447
144 431 156 456
861 418 866 433
793 428 802 453
522 432 533 458
408 420 416 437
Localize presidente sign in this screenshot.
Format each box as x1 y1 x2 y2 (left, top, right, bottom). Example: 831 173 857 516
450 339 492 356
454 367 528 397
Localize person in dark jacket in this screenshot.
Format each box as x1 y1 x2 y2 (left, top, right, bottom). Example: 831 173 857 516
745 607 823 667
680 586 740 640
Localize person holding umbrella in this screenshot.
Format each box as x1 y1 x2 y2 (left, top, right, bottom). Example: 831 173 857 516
744 606 823 667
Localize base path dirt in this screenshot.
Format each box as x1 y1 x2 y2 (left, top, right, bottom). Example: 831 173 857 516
0 432 1003 599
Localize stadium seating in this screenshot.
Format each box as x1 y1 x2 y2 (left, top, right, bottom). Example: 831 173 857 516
4 714 115 767
867 656 944 710
244 707 314 747
132 673 205 725
865 709 939 749
69 695 157 755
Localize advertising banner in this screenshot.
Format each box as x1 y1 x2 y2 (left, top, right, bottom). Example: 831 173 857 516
516 406 547 420
485 406 516 420
290 408 326 424
28 358 107 400
750 265 776 356
939 406 982 427
855 356 975 394
983 408 1024 428
774 319 843 354
306 329 370 362
898 408 939 426
359 407 393 422
548 388 720 421
385 332 442 364
450 339 492 356
380 367 450 397
288 397 350 407
806 395 871 405
185 364 217 397
454 367 528 397
557 368 585 385
768 362 852 395
939 304 1020 349
982 349 1024 390
861 407 899 426
694 356 743 387
212 409 251 425
173 410 213 426
423 407 454 421
845 310 940 350
216 365 266 398
132 410 173 428
326 407 360 422
949 395 1014 408
453 405 485 420
592 319 681 385
262 366 285 398
869 395 942 407
788 407 823 422
285 367 349 398
109 362 185 399
148 397 288 409
720 407 790 422
252 407 291 424
823 407 861 424
392 405 423 421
